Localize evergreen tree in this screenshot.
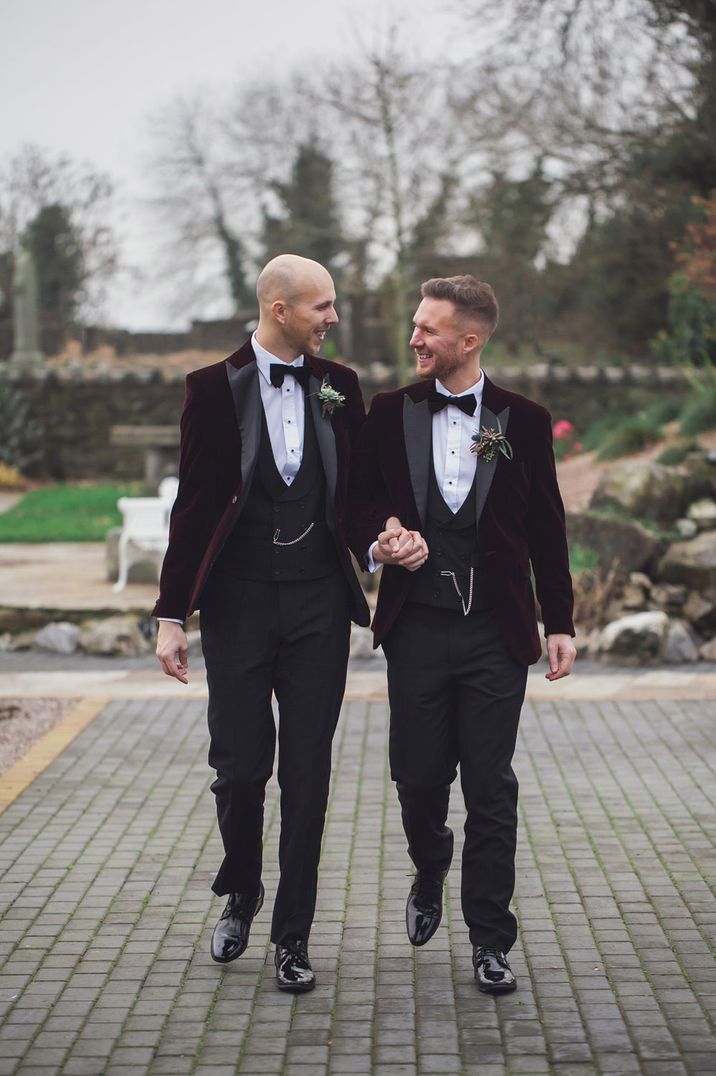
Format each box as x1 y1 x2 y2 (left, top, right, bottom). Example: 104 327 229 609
466 165 553 353
262 144 344 270
25 203 85 341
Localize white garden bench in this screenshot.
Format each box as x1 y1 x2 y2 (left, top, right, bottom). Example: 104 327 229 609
112 477 179 592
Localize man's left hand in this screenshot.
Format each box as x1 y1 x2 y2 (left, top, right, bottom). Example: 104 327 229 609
545 634 577 681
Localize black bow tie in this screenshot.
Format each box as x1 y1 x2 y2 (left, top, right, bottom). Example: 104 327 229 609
427 389 477 416
270 364 312 390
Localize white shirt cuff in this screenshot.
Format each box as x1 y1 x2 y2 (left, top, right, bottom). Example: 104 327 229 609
366 541 380 573
157 617 184 625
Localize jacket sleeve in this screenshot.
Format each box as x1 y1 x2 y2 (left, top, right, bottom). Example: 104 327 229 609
347 393 393 567
525 409 575 637
342 365 366 447
152 375 219 620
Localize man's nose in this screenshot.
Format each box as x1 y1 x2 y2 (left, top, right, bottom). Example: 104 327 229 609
327 305 339 325
409 328 421 348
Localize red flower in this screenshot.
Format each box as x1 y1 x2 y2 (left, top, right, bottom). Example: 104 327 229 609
552 419 575 440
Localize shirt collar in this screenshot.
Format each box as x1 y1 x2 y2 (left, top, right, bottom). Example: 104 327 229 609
252 332 305 385
434 370 484 402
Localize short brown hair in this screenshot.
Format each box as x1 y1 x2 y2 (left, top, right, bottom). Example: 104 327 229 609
420 275 499 340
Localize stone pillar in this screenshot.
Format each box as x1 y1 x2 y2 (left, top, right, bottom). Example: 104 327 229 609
8 248 44 371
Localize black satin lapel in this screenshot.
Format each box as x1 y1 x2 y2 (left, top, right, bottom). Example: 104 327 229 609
474 405 510 525
309 375 338 507
225 361 261 513
403 396 431 526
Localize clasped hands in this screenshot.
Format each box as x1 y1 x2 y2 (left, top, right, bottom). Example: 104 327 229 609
372 516 428 572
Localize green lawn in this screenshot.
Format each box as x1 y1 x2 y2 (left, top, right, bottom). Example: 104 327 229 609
0 483 144 542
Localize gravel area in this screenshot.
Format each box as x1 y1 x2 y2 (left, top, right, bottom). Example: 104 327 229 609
0 697 78 775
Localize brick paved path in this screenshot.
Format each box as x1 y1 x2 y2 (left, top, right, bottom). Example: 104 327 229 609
0 697 714 1075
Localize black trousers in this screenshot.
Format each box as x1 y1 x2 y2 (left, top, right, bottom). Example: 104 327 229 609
382 602 528 953
199 569 351 944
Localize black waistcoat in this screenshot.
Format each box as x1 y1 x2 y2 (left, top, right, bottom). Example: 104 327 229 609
408 457 490 613
214 400 339 582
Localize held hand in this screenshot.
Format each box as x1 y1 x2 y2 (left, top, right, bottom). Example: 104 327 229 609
156 621 189 684
373 516 429 572
545 634 577 682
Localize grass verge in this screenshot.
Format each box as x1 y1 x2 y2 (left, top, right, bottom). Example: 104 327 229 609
0 483 143 542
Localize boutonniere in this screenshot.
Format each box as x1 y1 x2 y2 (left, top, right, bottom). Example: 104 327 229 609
315 376 345 418
471 417 513 462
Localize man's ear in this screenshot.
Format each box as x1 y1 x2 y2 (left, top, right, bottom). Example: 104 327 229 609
272 299 288 324
463 332 481 354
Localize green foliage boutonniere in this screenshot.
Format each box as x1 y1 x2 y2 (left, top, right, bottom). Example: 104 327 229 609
316 376 345 417
470 417 513 463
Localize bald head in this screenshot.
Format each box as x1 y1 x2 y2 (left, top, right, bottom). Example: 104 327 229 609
254 254 338 360
257 254 333 312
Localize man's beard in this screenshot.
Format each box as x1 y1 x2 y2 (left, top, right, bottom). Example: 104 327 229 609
414 347 461 381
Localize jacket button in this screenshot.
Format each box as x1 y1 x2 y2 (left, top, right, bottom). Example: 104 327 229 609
433 591 440 599
274 505 280 513
299 568 305 575
273 569 281 577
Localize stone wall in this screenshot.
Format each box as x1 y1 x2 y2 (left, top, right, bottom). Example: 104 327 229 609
5 368 186 481
2 361 694 481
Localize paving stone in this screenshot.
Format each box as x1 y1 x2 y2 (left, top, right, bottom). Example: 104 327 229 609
2 695 715 1073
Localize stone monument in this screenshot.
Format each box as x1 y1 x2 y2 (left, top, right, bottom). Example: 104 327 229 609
8 247 44 371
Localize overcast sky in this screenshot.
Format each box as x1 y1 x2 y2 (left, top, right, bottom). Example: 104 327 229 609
1 0 456 330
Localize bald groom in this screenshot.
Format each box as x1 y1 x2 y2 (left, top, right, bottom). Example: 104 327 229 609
154 256 369 992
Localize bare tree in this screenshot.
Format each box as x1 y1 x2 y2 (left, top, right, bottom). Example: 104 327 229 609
452 0 706 200
302 25 469 375
146 93 261 318
0 144 119 322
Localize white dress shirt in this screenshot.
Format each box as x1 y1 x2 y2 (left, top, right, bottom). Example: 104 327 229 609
252 333 307 485
431 373 484 512
366 372 484 571
158 336 309 623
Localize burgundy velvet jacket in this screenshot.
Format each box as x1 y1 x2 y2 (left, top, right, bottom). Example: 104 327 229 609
348 374 574 665
152 338 370 626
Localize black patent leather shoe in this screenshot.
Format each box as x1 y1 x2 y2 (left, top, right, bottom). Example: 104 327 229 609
210 882 265 963
406 871 446 947
473 946 517 994
274 937 316 993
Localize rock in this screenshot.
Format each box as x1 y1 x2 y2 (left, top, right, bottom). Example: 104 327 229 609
105 526 161 584
575 628 601 656
680 455 716 501
566 511 662 573
78 616 152 657
662 619 700 663
599 611 669 662
7 630 36 651
650 583 687 614
34 621 80 655
699 637 716 662
657 531 716 591
687 498 716 531
621 584 648 611
683 591 716 635
676 518 698 538
590 461 690 525
0 633 12 652
629 572 652 593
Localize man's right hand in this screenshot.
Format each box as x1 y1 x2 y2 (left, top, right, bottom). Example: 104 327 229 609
373 516 429 572
156 621 189 684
